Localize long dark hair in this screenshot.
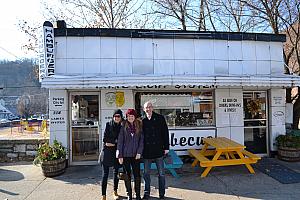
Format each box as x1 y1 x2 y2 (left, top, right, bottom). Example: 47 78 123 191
123 118 142 135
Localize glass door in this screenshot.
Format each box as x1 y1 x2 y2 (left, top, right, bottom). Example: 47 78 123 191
243 91 268 154
70 93 100 164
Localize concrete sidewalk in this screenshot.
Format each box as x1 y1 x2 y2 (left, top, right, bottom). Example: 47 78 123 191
1 159 300 200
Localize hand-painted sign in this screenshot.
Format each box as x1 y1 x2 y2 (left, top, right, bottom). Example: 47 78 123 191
273 110 285 124
273 96 283 105
50 110 65 125
39 21 55 81
105 91 126 107
170 129 215 150
97 85 214 89
219 98 242 113
115 91 125 107
105 92 116 107
52 97 64 107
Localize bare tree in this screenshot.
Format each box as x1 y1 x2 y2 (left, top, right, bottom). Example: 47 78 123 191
148 0 259 32
18 0 149 53
17 94 48 119
52 0 146 28
240 0 296 73
149 0 191 30
17 95 31 119
188 0 216 31
241 0 300 128
18 20 40 53
148 0 220 31
207 0 262 32
280 1 300 74
241 0 283 33
280 1 300 128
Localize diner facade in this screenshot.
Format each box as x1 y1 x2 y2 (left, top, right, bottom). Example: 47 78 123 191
40 21 300 165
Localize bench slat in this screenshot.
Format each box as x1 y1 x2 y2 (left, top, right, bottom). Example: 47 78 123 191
188 149 210 163
200 158 258 167
241 150 261 160
140 150 183 178
203 137 245 150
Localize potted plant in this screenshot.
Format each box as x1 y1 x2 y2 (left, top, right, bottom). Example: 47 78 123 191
276 134 300 162
33 139 67 177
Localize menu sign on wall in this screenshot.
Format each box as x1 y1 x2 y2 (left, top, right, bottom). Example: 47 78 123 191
51 97 65 124
273 96 283 105
52 97 64 108
218 98 242 113
50 110 66 125
49 92 67 131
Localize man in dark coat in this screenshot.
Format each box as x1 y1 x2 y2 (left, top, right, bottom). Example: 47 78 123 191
142 101 169 199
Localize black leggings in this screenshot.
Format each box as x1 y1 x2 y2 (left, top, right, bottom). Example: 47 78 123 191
101 164 119 195
123 157 141 179
123 157 141 197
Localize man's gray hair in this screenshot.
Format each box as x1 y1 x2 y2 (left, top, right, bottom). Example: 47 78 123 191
143 101 153 108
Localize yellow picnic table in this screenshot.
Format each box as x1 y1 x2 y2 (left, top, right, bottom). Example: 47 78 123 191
188 137 261 177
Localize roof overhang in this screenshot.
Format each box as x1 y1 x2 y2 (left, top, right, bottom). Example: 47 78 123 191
41 74 300 89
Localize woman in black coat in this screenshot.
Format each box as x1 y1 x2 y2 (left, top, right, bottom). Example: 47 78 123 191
101 109 123 200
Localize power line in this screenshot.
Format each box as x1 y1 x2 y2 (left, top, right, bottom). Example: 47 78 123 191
0 46 20 60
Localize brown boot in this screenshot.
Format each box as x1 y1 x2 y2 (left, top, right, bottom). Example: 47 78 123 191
102 195 106 200
113 191 119 200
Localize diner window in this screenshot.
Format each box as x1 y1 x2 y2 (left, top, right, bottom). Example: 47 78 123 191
138 91 215 128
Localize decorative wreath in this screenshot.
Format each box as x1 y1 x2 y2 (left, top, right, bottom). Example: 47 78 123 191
246 99 261 116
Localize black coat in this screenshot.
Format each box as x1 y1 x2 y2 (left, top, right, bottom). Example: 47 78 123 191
102 120 121 167
142 112 169 159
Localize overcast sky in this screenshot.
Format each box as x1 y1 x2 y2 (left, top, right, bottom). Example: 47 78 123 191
0 0 44 61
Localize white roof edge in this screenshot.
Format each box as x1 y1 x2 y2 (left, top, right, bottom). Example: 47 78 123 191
41 74 300 89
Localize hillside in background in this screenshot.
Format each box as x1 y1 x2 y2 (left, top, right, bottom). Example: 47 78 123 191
0 59 48 116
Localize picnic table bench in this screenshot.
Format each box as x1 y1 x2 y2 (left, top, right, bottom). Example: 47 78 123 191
188 137 261 177
140 149 183 178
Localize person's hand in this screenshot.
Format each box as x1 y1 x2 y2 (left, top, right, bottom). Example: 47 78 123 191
105 143 115 147
118 158 123 164
135 154 141 160
164 150 169 155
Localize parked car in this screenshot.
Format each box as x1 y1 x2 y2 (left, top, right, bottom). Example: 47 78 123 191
8 116 20 121
0 119 11 127
0 119 11 123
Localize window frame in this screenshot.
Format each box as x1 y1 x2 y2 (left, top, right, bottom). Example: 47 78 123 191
136 90 216 130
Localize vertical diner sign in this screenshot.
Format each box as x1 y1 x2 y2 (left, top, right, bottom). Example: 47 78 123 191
39 21 55 82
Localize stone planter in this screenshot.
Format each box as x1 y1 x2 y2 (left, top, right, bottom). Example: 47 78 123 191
278 147 300 162
41 158 66 177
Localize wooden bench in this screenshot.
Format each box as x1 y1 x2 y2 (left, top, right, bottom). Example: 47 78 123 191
188 149 210 167
241 150 261 160
140 149 183 178
188 137 261 177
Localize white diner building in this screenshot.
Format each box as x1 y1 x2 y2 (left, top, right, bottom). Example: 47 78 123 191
40 21 300 165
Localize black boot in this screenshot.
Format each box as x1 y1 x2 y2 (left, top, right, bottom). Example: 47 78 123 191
134 177 141 200
124 178 132 200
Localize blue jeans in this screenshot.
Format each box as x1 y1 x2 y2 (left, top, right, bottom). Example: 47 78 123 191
143 156 165 197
